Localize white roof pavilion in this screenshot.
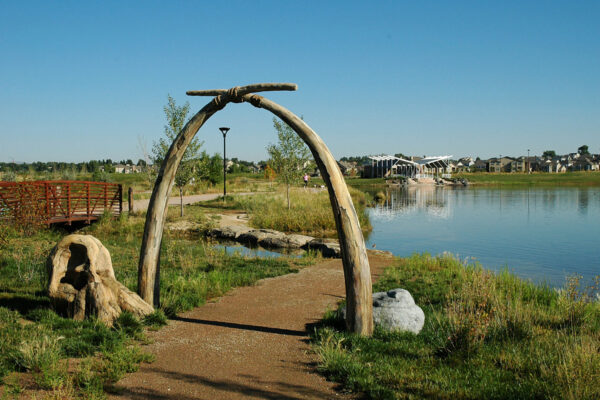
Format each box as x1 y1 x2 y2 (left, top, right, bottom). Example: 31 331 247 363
367 155 453 178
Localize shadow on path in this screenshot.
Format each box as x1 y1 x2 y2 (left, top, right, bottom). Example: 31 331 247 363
171 316 307 337
113 367 335 400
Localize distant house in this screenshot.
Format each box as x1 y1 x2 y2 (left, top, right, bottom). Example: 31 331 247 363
570 157 599 171
540 160 566 173
114 164 141 174
524 156 542 172
487 157 514 172
473 158 487 172
511 157 527 173
249 164 262 174
447 160 457 172
454 157 474 172
338 161 358 176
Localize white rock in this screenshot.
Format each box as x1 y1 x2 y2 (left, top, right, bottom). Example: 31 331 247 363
372 288 425 334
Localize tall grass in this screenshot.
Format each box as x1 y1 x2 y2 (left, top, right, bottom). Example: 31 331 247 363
312 253 600 399
230 186 371 237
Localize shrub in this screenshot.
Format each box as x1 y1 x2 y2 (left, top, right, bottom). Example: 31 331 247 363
143 310 168 328
114 312 143 339
14 327 63 372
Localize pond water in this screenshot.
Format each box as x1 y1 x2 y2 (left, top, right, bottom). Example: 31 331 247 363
364 186 600 286
214 243 304 259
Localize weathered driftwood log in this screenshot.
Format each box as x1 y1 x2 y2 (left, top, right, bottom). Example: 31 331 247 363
47 234 153 326
243 93 372 334
138 83 373 335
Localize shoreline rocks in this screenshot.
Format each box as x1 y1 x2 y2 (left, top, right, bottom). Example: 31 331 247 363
207 225 394 259
208 226 370 258
305 238 341 258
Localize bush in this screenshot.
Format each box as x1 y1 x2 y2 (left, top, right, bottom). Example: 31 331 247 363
143 310 168 328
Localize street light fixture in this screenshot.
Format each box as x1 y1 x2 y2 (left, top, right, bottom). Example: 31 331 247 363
219 127 230 199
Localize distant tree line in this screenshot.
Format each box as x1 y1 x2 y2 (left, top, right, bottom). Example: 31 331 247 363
339 155 371 165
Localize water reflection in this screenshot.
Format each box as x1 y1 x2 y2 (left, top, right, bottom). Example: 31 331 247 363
369 186 454 219
364 186 600 286
214 242 303 259
579 189 589 216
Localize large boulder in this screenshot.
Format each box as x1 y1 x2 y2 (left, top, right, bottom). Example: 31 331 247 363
367 249 394 258
372 289 425 334
285 234 314 248
208 225 252 240
257 230 291 248
305 238 341 258
47 234 153 326
259 233 314 249
237 229 280 246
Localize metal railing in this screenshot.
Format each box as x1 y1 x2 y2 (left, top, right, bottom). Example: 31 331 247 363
0 180 122 225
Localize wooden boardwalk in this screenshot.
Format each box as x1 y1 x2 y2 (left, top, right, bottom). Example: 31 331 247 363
0 180 122 226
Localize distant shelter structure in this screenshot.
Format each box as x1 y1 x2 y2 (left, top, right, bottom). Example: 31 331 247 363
366 155 452 179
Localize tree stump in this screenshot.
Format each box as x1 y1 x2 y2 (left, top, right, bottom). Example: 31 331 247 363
47 234 153 326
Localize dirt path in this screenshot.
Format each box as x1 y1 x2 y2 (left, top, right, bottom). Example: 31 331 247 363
110 253 392 400
129 189 321 213
131 193 223 213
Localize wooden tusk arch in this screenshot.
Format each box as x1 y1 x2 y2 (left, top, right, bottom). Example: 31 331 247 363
138 83 373 335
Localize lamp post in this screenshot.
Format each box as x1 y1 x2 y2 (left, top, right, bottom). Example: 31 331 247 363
219 127 230 199
527 149 530 174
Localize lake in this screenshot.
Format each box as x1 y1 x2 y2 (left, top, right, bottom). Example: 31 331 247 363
364 186 600 286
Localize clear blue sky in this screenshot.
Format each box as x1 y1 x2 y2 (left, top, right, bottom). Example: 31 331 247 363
1 1 598 163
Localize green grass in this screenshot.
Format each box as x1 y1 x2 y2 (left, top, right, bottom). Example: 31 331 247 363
455 171 600 186
345 177 386 187
0 208 304 398
201 186 371 237
312 253 600 400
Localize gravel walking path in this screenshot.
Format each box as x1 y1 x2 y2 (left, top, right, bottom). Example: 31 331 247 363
131 193 222 213
110 253 392 400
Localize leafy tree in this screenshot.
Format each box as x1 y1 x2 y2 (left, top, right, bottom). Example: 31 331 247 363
542 150 556 159
196 151 223 185
174 161 194 217
104 163 116 173
3 171 16 182
264 164 276 187
340 155 371 165
152 95 202 165
267 118 312 209
152 95 203 216
578 145 589 155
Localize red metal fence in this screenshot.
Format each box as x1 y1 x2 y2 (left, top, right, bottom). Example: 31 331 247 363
0 180 122 225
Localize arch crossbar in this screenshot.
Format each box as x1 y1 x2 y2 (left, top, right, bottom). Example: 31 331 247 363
138 83 373 335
